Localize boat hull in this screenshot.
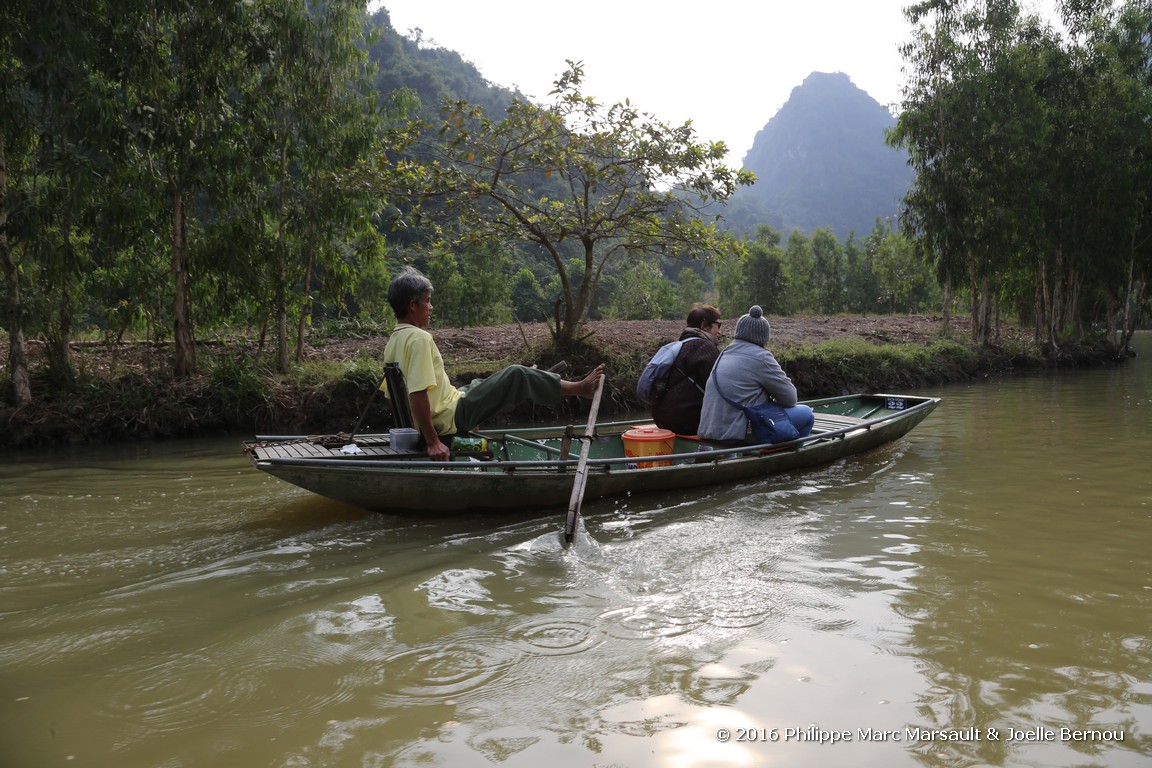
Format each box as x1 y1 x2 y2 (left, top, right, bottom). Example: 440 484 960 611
245 393 939 513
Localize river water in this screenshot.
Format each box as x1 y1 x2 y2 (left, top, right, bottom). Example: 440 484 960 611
2 334 1150 768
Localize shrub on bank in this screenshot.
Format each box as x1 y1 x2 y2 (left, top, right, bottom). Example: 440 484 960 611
779 338 981 395
0 330 1123 449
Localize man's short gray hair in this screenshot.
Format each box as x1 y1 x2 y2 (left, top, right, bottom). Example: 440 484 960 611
387 266 433 318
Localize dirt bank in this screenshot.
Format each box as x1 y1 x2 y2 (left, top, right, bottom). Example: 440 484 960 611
315 315 983 364
0 315 1120 449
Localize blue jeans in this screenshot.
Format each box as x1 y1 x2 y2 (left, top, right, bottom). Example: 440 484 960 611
786 404 815 437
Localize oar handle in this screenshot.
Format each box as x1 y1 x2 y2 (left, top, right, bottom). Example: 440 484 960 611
563 373 605 543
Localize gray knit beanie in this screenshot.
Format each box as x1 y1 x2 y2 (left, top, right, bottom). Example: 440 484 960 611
734 305 771 346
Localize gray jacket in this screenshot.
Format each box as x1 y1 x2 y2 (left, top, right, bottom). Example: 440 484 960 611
698 340 798 442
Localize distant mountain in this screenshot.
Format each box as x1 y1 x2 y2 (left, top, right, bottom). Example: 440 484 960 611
725 72 912 241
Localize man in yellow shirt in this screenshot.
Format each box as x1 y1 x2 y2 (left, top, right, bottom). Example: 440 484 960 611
383 267 605 461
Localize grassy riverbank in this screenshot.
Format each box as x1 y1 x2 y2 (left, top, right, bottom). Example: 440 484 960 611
0 316 1121 449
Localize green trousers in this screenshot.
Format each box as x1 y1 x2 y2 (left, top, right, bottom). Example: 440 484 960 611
453 365 562 433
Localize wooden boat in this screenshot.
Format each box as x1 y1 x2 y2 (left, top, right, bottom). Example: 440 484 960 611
243 393 939 513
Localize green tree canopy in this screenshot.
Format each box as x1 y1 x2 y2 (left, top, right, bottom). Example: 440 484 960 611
380 61 754 347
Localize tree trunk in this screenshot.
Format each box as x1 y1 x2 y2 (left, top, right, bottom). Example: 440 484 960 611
294 245 314 363
1106 292 1119 341
994 287 1001 343
276 133 289 374
552 264 580 347
48 228 75 377
1119 272 1143 358
171 180 196 377
1118 248 1135 356
50 125 74 377
941 276 952 335
968 254 993 345
1033 262 1044 344
0 133 33 405
276 249 288 373
1049 249 1063 348
968 257 979 343
1039 258 1052 346
1065 270 1081 338
980 273 992 345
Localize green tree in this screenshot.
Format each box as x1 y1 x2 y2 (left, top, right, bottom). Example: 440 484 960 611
810 227 845 313
1 0 115 400
108 0 270 376
423 242 511 327
381 61 753 347
674 267 709 315
603 259 678 320
714 255 750 318
843 232 879 313
782 230 816 314
890 0 1150 345
891 0 991 338
716 224 787 315
240 0 387 371
1062 1 1152 354
0 12 35 404
510 267 548 322
871 224 941 312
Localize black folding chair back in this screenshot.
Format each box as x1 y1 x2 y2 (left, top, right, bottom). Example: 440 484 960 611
383 362 413 429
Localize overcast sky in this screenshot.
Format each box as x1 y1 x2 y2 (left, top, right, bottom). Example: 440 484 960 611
372 0 1062 166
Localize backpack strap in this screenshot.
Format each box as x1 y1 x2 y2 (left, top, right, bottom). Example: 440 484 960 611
672 337 707 395
709 350 753 410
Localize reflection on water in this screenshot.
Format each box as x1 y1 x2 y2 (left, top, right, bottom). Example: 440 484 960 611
1 336 1151 767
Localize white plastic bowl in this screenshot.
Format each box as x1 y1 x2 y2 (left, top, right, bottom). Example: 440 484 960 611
389 428 419 452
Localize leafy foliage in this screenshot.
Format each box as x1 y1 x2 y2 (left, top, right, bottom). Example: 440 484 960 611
890 0 1151 349
5 0 1145 415
379 61 754 346
423 242 511 327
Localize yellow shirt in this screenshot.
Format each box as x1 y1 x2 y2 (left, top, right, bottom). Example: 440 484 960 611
381 324 462 435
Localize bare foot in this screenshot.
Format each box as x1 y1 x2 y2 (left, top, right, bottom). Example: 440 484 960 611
576 364 606 398
561 364 605 398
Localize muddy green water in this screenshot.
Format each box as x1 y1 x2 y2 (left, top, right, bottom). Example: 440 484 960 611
2 334 1150 768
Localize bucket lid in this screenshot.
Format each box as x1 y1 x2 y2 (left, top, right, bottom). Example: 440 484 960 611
623 425 675 441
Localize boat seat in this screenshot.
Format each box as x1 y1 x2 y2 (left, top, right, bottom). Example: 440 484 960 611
382 362 414 429
814 413 868 426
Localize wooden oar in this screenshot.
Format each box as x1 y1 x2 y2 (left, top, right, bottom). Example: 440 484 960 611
563 373 605 544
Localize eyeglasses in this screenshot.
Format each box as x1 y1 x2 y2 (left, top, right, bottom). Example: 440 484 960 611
713 321 723 329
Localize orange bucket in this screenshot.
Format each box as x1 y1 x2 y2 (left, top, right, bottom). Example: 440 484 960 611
621 425 676 468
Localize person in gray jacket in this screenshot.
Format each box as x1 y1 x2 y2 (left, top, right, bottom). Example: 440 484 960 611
697 305 814 443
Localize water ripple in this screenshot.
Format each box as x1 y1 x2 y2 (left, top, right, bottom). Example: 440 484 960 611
599 604 710 640
97 651 252 735
510 617 602 656
365 640 519 705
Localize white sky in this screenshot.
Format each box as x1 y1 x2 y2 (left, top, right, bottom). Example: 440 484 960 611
372 0 1063 166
